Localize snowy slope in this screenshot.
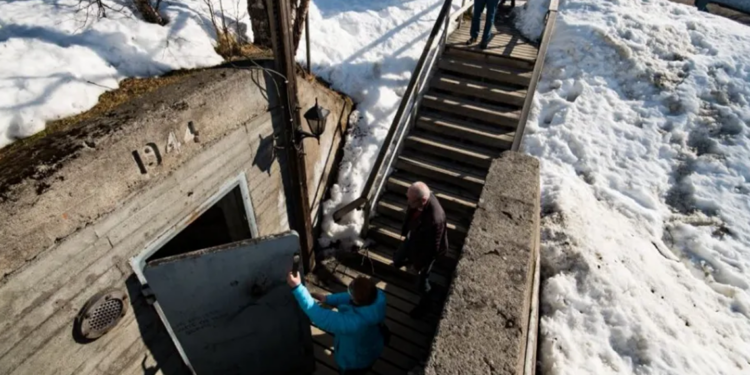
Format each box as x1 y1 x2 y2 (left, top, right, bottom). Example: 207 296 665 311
299 0 458 248
516 0 750 373
0 0 249 148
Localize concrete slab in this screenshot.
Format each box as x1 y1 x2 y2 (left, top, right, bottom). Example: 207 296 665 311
425 152 540 375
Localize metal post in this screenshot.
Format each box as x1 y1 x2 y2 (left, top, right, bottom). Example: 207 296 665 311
306 10 312 74
266 0 315 273
442 0 452 46
459 0 466 28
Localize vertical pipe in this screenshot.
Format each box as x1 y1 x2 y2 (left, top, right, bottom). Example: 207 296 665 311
459 0 466 28
266 0 315 273
306 9 311 74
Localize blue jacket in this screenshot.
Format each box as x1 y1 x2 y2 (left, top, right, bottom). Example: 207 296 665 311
292 284 386 370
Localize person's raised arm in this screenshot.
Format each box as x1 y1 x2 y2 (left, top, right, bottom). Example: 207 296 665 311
287 272 362 335
323 292 351 307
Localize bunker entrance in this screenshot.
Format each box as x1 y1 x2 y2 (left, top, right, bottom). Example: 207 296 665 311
148 186 252 261
130 177 314 375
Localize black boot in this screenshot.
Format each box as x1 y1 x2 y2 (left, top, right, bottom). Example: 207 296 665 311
466 37 477 46
409 299 431 318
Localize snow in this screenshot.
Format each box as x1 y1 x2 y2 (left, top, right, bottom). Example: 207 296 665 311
5 0 750 371
299 0 458 248
0 0 250 148
516 0 750 373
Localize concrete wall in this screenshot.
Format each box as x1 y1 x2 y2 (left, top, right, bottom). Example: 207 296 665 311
425 152 541 375
296 77 352 228
0 62 352 375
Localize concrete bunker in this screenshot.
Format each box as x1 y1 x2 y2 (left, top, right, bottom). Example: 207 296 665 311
0 60 354 374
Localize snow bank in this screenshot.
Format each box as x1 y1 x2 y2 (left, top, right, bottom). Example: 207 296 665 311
514 0 550 40
517 0 750 373
300 0 458 248
0 0 250 148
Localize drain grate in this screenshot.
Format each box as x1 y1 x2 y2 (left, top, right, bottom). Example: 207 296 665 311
75 288 128 341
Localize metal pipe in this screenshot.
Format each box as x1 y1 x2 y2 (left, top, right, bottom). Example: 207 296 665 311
266 0 315 272
306 9 311 74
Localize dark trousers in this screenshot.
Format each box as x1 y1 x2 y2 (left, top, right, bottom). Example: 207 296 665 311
340 366 372 375
393 243 435 300
470 0 501 44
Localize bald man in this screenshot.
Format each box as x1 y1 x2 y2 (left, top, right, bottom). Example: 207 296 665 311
392 182 449 318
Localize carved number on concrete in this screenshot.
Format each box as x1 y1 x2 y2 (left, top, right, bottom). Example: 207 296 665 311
131 122 199 175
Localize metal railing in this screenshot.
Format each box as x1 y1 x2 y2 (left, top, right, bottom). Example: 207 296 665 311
332 0 458 232
512 0 558 152
521 5 559 375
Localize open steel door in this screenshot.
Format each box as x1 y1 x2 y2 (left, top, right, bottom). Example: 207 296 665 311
142 232 315 375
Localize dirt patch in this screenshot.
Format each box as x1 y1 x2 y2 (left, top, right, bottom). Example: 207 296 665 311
0 58 279 201
0 43 273 163
0 70 197 162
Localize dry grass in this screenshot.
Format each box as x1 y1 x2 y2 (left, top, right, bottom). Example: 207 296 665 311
216 35 273 60
0 70 197 160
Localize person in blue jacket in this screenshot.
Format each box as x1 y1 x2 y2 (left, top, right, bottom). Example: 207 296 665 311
287 271 387 375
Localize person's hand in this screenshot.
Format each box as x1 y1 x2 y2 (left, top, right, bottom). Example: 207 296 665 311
287 271 301 288
311 292 327 302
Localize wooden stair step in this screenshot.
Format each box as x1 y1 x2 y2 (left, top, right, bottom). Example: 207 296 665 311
422 92 520 129
311 326 411 374
404 130 496 169
396 151 486 195
352 241 451 288
368 218 404 248
369 234 462 263
415 113 514 150
334 241 449 297
307 283 435 337
443 45 536 70
369 215 466 250
369 243 458 279
432 73 527 107
377 193 470 234
449 29 539 60
327 264 449 325
386 172 478 216
439 55 532 86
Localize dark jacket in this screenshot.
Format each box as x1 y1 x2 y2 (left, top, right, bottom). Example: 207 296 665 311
400 193 449 269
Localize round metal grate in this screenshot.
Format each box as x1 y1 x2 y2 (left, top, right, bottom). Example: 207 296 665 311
75 288 128 342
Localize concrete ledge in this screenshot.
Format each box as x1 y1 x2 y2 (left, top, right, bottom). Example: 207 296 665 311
425 152 540 375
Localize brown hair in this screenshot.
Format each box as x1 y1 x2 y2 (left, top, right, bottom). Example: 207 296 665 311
349 276 378 306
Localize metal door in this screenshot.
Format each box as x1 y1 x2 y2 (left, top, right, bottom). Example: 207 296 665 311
142 232 314 375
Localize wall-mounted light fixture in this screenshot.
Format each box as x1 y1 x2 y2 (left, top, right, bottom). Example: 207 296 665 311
300 98 330 143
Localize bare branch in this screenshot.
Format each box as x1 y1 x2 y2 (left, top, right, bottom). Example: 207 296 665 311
132 0 166 25
292 0 310 53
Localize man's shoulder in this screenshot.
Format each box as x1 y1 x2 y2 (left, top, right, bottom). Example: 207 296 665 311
428 194 446 218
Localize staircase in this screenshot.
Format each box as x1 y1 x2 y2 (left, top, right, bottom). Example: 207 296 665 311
361 15 537 288
310 3 553 374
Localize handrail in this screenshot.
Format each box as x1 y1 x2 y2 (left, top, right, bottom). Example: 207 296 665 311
521 4 559 375
451 0 474 21
333 0 455 223
512 0 559 151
